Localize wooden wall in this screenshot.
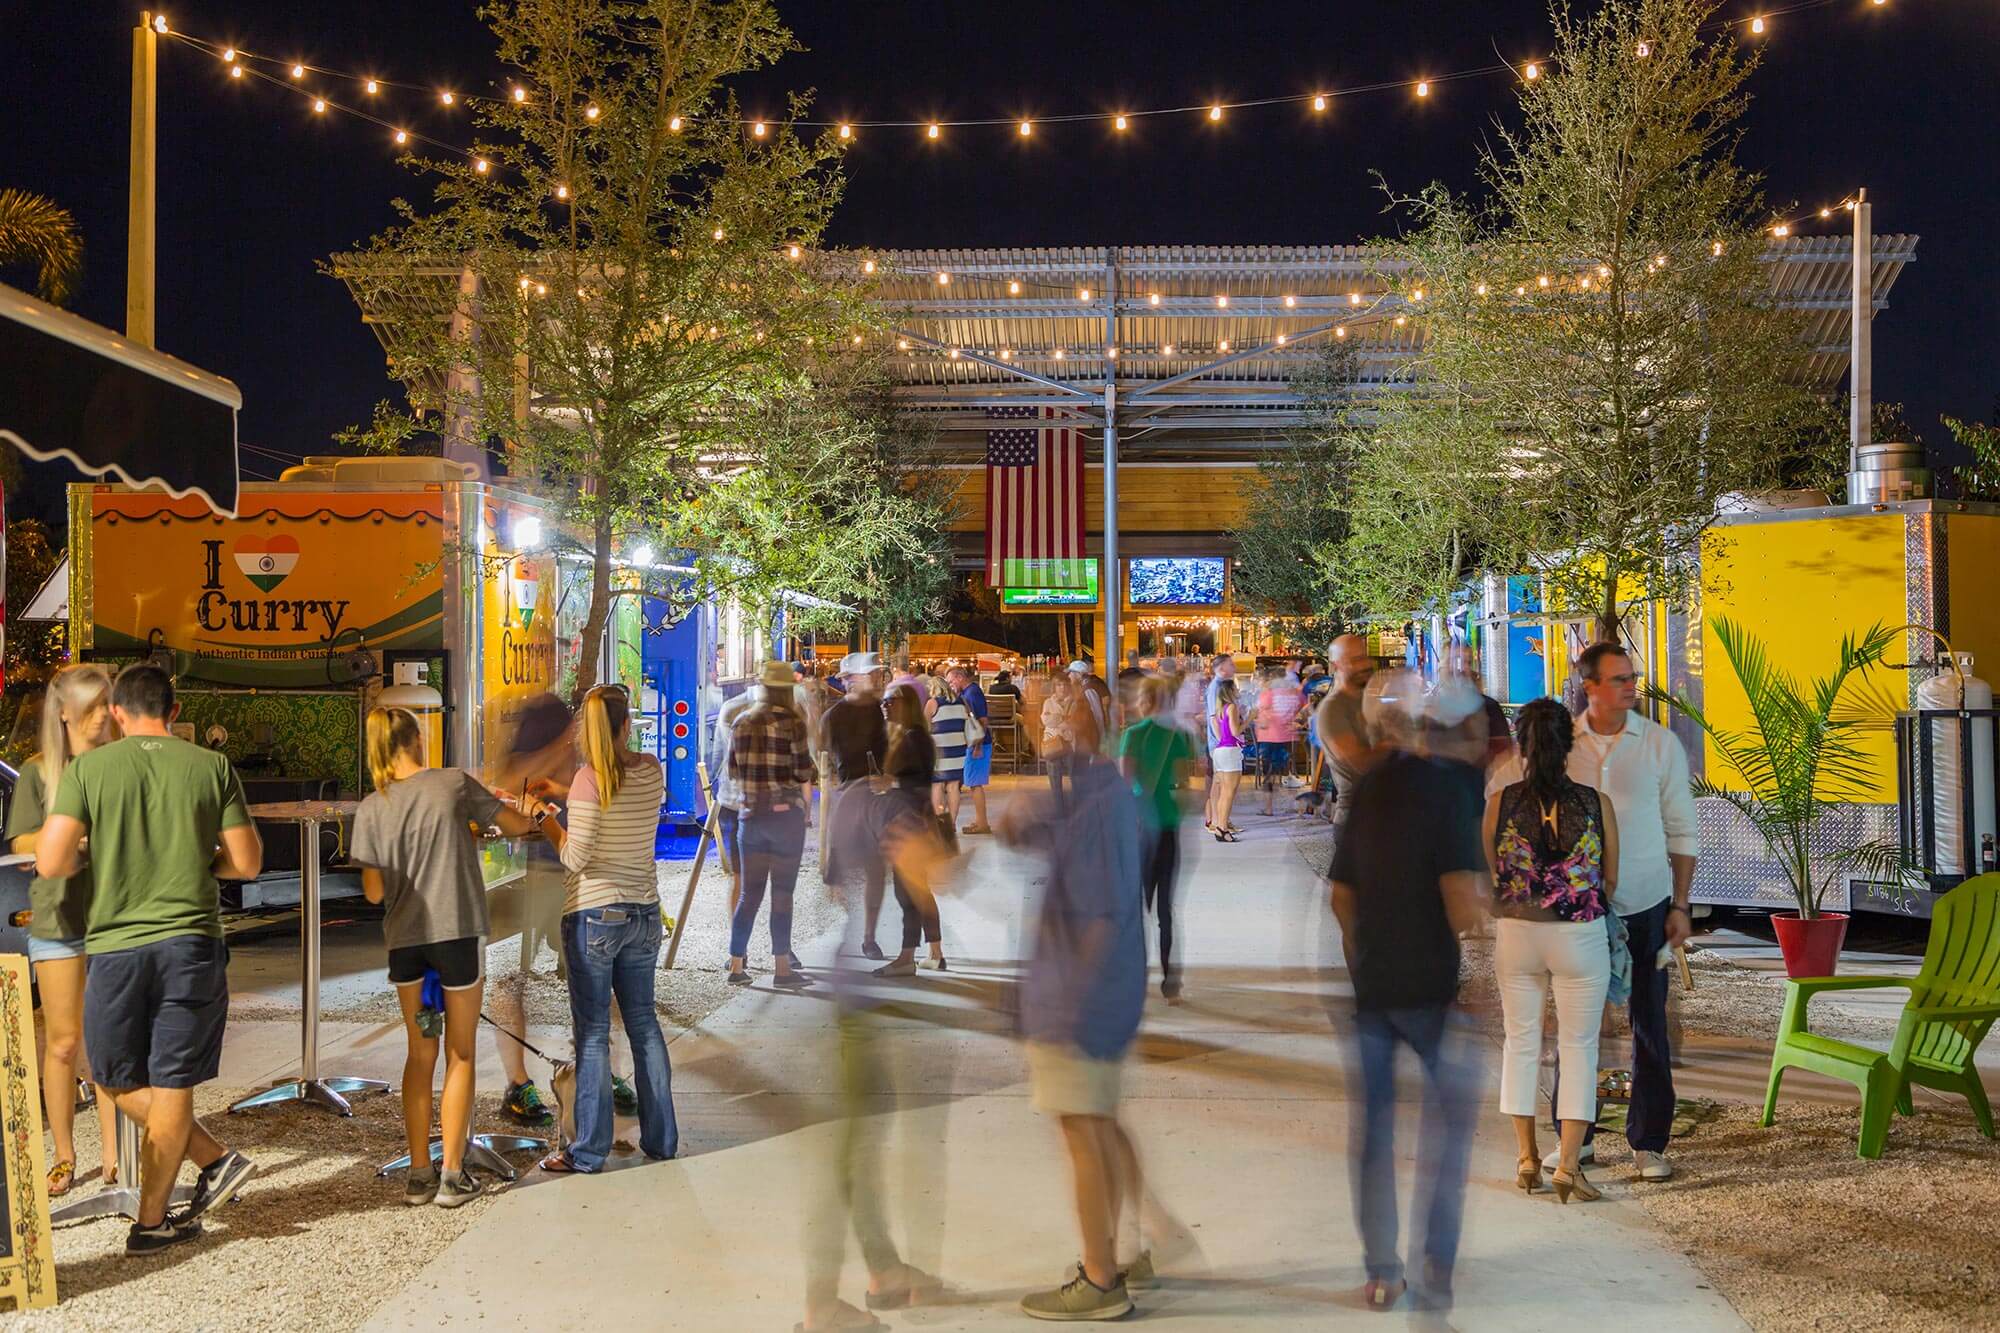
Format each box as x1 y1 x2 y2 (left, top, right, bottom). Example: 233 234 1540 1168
943 465 1254 539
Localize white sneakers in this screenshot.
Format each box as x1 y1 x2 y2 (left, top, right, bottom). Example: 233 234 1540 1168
1538 1143 1674 1181
1633 1150 1675 1181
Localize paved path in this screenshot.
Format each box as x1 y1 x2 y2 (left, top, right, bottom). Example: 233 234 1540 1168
359 778 1744 1331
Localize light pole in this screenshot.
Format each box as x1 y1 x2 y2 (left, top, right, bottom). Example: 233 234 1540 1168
128 12 161 347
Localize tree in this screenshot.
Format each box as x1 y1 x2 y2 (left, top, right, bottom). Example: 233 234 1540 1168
1943 405 2000 502
1230 344 1360 651
4 518 62 678
0 189 82 305
335 0 900 698
1376 0 1812 642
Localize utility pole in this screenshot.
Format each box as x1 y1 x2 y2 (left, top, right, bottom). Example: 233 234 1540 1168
1101 248 1120 672
1849 186 1872 466
128 12 160 347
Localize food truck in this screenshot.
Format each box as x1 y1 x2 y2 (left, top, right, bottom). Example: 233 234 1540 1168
67 459 568 901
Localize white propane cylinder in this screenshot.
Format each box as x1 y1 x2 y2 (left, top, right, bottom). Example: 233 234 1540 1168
1918 653 1996 875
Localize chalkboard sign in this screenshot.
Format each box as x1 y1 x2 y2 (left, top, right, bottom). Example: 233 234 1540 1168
0 956 55 1309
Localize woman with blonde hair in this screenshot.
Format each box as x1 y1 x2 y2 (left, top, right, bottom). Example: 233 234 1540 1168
6 664 120 1195
529 686 677 1173
925 674 969 828
352 707 537 1207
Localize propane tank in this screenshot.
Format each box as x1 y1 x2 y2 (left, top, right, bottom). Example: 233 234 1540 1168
1917 652 1995 876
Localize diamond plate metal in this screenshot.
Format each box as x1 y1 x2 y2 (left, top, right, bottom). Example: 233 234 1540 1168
1689 797 1898 910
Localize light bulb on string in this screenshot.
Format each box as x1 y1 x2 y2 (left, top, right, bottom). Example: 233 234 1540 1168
1819 207 1831 218
1215 294 1228 307
365 78 379 94
1712 241 1724 256
1636 40 1651 57
1053 349 1065 360
1275 334 1287 345
668 115 683 132
474 158 489 173
862 260 876 274
1772 223 1790 237
926 123 940 140
1475 283 1488 296
787 244 801 259
1335 326 1347 338
838 123 852 140
1348 292 1362 306
291 64 304 79
1750 16 1766 34
1283 294 1296 307
1524 62 1539 80
555 185 570 200
1114 114 1128 131
1219 339 1230 351
752 121 767 137
313 98 326 113
1208 104 1223 121
713 227 725 240
1018 120 1032 136
1312 93 1327 111
222 47 235 62
1079 288 1091 301
585 104 600 120
1008 280 1021 294
1537 274 1550 288
441 91 456 106
229 65 242 79
938 271 951 285
1149 292 1161 306
512 86 527 103
1415 80 1430 98
394 129 408 144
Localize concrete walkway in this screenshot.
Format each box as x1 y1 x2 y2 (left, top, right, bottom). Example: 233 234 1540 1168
361 779 1745 1331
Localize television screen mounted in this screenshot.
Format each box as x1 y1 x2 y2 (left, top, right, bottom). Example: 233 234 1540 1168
1128 557 1226 606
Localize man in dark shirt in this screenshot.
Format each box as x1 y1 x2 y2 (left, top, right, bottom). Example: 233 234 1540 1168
823 653 892 959
1327 670 1484 1318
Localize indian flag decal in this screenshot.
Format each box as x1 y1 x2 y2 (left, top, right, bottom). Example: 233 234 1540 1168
511 573 539 628
233 536 301 592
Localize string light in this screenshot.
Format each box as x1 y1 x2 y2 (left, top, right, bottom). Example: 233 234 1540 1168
1537 274 1550 287
1712 240 1724 256
585 104 600 120
474 157 489 172
713 226 725 240
896 338 909 350
668 115 683 132
1750 16 1766 35
752 121 767 137
863 259 876 273
394 129 407 144
1772 223 1790 236
1008 280 1021 294
440 90 455 106
1524 62 1540 80
290 64 304 79
1636 40 1651 57
1336 326 1347 338
1018 120 1033 136
1078 287 1091 300
1215 294 1228 307
838 123 852 139
937 271 951 285
555 184 569 199
1053 348 1064 360
365 78 378 94
1208 104 1223 121
230 65 242 79
1415 80 1430 98
926 123 940 140
1348 292 1362 306
1162 343 1174 354
787 244 801 259
1114 114 1128 131
313 98 326 113
1275 333 1287 345
1149 293 1161 306
1475 283 1488 296
1219 339 1230 351
1312 93 1327 111
1283 294 1296 307
222 47 235 62
511 86 527 102
1410 288 1424 301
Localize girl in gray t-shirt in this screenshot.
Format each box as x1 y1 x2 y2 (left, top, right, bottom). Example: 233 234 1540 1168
351 707 536 1206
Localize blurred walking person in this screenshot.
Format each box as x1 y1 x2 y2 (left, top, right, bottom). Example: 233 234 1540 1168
1484 698 1617 1203
727 662 818 989
531 686 678 1174
1003 752 1150 1321
1315 634 1378 840
824 653 890 960
1119 676 1194 1003
8 663 120 1196
872 689 946 976
353 706 540 1206
1327 671 1485 1316
925 675 969 834
947 666 993 835
1252 665 1305 816
1041 671 1082 798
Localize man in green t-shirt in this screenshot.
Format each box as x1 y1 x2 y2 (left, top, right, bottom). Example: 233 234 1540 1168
1117 676 1194 1002
38 665 264 1255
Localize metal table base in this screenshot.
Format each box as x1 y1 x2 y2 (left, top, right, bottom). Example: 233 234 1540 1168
229 808 387 1118
50 1112 194 1226
377 1133 547 1183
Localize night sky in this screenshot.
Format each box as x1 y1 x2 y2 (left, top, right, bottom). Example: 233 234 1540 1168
5 1 1996 520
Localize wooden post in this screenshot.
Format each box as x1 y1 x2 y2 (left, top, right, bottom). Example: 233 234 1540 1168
662 764 721 970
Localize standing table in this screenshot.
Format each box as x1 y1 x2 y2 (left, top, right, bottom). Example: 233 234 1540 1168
229 801 389 1116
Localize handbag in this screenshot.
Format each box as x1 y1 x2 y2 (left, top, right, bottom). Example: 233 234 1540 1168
964 709 987 750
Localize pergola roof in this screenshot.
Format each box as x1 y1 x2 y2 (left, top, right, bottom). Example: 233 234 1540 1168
335 235 1915 463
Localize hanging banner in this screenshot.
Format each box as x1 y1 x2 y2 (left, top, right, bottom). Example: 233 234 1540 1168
87 488 445 685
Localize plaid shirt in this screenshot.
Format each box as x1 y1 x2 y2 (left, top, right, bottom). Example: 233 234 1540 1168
727 703 816 810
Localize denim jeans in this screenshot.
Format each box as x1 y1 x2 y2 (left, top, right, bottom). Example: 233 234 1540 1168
561 903 678 1170
1551 898 1677 1153
730 803 807 959
1349 1004 1481 1312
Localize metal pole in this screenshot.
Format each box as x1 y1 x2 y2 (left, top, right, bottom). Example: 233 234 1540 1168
1102 249 1120 673
127 12 158 347
301 821 319 1082
1849 187 1872 467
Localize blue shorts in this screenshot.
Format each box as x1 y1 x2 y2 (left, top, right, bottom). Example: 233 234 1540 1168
716 805 741 873
85 934 230 1090
962 748 992 788
1255 741 1294 773
28 934 86 964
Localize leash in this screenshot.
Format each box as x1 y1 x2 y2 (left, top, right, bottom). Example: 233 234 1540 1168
478 1011 567 1067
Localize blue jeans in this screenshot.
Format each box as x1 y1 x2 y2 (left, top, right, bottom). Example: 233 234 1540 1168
561 903 677 1170
730 803 806 959
1349 1004 1481 1311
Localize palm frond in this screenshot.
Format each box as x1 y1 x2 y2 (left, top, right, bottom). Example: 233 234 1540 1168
0 189 84 305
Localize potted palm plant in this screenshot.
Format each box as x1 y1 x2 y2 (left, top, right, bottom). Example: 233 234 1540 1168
1653 618 1906 978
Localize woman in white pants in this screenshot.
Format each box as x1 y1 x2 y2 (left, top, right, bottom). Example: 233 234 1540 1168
1484 698 1619 1204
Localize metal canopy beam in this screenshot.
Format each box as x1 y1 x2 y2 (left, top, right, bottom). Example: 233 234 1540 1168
890 326 1098 403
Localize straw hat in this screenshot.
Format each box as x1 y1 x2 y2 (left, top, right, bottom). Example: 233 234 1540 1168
759 660 796 688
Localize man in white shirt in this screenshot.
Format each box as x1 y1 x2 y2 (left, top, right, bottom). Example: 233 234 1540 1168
1487 642 1698 1182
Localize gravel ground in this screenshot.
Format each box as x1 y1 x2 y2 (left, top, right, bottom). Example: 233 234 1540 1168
8 841 854 1331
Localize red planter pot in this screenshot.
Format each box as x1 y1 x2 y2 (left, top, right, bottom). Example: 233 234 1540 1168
1772 912 1850 979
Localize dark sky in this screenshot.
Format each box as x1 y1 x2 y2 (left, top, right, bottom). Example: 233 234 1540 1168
5 1 1996 515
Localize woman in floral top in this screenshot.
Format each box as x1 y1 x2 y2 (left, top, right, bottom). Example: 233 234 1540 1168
1482 698 1620 1204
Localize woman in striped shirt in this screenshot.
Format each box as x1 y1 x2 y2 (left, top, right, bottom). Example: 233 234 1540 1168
926 675 970 826
528 686 677 1173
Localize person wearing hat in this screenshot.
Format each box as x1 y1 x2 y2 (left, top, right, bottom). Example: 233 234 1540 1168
1066 661 1108 756
725 661 819 989
824 652 891 957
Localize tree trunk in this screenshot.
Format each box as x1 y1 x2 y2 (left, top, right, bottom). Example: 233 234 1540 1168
1594 561 1622 647
571 512 614 705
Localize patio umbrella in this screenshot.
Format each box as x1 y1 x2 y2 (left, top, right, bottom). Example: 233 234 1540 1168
0 281 241 515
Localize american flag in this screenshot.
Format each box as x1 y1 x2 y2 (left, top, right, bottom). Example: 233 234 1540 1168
986 405 1086 588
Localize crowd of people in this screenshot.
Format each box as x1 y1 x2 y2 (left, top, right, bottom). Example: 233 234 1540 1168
11 636 1702 1324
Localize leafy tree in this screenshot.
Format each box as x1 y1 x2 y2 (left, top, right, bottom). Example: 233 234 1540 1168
4 518 63 678
1783 397 1923 502
1231 344 1360 651
1943 407 2000 502
0 189 82 305
334 0 901 698
1376 0 1812 641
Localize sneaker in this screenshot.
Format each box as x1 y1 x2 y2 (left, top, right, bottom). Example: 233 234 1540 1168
773 971 816 990
727 969 754 986
872 958 918 978
1633 1150 1675 1182
1542 1142 1595 1172
860 940 885 961
1021 1270 1132 1321
503 1080 556 1128
404 1170 439 1206
613 1074 640 1116
126 1214 202 1256
1069 1251 1154 1291
186 1150 257 1218
435 1170 483 1209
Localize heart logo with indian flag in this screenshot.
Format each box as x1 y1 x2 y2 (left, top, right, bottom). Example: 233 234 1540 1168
510 570 539 628
233 535 301 592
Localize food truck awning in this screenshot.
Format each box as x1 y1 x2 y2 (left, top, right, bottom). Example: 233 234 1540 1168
0 281 242 515
19 555 67 623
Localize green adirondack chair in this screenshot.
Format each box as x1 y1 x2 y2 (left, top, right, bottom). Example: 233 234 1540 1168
1762 873 2000 1159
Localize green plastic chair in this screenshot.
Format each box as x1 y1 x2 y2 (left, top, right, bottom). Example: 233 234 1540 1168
1761 873 2000 1159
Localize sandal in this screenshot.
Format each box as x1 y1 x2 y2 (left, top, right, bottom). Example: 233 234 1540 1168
46 1159 75 1198
537 1150 584 1174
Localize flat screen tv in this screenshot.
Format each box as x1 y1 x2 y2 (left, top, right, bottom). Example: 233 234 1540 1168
1002 562 1100 608
1128 557 1226 606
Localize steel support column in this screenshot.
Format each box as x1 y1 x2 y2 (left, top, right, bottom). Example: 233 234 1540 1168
1102 249 1120 671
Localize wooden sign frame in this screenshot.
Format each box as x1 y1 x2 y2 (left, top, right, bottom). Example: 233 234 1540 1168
0 954 55 1309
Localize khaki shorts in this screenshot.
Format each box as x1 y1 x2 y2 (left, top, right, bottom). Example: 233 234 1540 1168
1027 1040 1125 1118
